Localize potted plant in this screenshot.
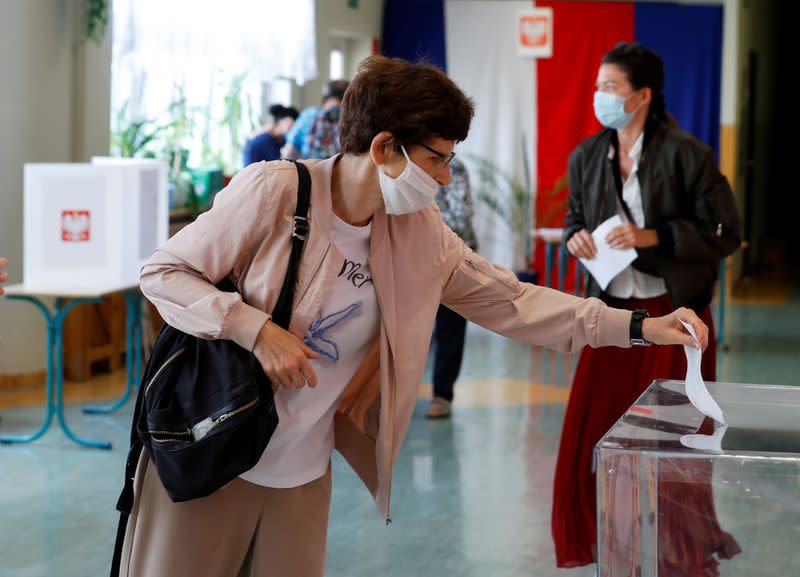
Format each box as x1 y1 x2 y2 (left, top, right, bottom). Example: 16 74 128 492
221 73 258 180
111 101 165 159
469 137 538 283
83 0 109 44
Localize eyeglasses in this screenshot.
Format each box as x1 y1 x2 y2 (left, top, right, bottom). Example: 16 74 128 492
418 143 456 167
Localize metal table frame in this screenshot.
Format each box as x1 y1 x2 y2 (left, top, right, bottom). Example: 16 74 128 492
1 284 143 449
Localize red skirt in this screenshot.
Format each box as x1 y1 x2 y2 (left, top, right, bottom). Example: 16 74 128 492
551 294 738 574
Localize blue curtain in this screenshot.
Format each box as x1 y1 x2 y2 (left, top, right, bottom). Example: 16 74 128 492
382 0 447 71
635 3 723 157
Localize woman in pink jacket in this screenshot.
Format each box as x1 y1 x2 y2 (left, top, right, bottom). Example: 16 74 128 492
121 55 709 577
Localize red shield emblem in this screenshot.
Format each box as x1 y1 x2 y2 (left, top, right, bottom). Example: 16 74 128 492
61 210 91 242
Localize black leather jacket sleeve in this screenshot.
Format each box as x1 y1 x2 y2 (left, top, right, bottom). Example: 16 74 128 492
563 146 588 249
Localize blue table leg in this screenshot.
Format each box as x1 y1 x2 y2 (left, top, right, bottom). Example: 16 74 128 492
558 245 567 293
1 297 56 444
545 243 555 288
581 263 587 295
53 298 112 449
1 295 111 448
83 290 142 414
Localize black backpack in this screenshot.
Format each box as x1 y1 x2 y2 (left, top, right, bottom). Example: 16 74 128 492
110 160 311 576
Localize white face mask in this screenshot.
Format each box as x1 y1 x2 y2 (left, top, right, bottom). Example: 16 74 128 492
378 145 439 215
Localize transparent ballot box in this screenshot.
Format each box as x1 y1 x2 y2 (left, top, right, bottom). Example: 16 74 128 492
596 380 800 577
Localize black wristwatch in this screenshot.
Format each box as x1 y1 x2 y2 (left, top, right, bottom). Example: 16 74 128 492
630 309 651 346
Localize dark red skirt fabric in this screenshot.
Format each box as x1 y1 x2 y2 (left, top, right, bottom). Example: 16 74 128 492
551 294 738 574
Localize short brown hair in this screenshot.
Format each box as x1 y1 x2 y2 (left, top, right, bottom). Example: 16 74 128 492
339 55 475 155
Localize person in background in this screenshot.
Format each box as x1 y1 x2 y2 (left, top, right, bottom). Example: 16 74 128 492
243 104 299 166
426 157 478 419
552 42 741 575
281 80 349 160
0 257 7 296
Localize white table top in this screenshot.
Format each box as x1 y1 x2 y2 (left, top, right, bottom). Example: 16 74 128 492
531 227 564 243
2 283 140 298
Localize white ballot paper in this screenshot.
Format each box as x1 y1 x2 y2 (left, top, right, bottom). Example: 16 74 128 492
679 318 726 424
578 215 637 290
681 424 729 452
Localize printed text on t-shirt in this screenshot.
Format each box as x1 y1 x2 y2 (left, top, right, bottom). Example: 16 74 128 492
339 259 373 288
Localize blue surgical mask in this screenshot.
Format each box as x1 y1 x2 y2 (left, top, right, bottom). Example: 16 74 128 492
593 91 635 130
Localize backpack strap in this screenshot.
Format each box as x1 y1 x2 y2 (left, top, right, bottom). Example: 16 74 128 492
271 160 311 329
109 160 312 577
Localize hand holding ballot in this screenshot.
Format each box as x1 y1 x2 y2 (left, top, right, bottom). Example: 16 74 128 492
566 228 597 259
644 307 710 351
567 216 662 290
604 220 659 250
571 216 637 290
567 216 659 259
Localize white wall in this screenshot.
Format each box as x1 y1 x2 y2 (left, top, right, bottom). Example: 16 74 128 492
0 0 110 375
300 0 383 107
446 0 537 271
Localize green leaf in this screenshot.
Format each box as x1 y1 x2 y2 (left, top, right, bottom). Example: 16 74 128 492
466 144 535 268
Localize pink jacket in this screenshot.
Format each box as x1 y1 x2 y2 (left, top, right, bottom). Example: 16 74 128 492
140 157 632 521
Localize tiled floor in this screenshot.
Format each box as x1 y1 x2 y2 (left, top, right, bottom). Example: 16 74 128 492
1 284 798 577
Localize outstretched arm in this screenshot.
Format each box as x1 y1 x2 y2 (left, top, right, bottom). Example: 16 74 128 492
440 227 708 352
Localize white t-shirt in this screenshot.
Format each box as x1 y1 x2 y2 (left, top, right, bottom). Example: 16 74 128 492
240 214 380 488
606 132 668 299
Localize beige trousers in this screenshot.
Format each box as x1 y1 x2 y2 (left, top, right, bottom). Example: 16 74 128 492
118 453 332 577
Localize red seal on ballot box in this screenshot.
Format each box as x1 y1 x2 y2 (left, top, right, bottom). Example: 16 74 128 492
61 210 91 242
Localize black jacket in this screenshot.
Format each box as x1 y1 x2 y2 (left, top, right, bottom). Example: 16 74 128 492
563 121 741 311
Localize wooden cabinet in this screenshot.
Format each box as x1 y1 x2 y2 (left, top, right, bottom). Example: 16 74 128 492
63 293 127 382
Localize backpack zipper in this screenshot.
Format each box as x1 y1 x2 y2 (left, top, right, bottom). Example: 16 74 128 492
148 396 260 443
203 396 260 436
144 345 188 397
149 428 192 443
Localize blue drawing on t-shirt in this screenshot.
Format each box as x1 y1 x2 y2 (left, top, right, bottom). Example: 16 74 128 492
303 302 362 362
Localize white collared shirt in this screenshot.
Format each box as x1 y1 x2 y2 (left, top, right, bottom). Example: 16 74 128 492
606 132 667 299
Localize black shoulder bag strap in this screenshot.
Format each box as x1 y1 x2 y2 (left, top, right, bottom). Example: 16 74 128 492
110 160 311 577
272 160 311 329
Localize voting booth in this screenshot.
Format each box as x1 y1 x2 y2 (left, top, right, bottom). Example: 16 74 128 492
596 379 800 576
23 159 169 288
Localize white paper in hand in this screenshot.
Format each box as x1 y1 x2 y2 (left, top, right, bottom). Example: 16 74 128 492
679 318 725 424
578 216 637 290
